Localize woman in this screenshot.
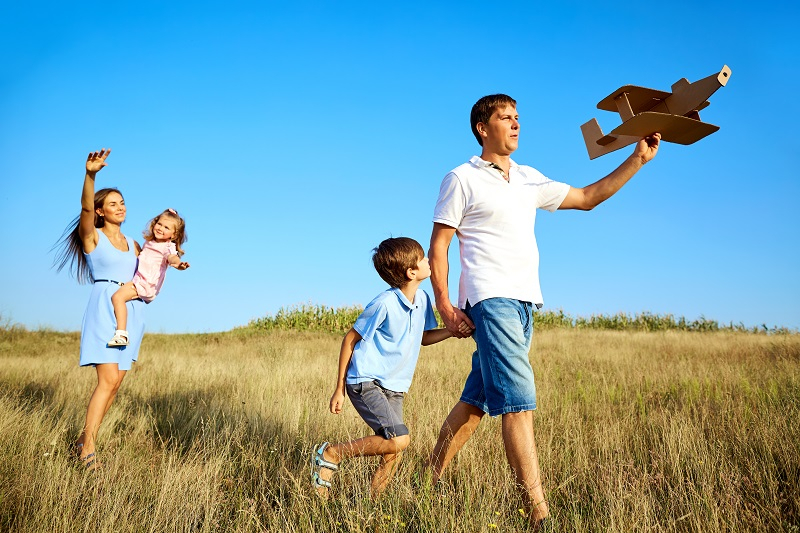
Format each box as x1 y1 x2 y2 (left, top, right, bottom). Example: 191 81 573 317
54 148 146 470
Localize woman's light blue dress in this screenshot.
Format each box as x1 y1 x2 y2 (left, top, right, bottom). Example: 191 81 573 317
79 231 146 371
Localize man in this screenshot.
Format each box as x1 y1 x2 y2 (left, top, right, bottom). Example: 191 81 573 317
426 94 660 527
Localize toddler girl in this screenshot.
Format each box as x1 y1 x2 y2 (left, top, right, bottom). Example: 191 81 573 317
107 208 189 346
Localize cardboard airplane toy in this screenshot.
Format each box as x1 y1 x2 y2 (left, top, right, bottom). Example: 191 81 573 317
581 65 731 159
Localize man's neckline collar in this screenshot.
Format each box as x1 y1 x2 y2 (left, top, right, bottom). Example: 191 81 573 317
470 155 519 170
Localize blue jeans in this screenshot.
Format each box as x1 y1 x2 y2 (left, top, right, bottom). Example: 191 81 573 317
460 298 536 416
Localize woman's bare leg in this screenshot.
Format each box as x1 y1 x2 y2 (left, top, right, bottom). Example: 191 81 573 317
75 364 127 463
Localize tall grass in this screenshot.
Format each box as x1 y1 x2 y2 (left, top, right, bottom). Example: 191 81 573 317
246 303 365 334
245 304 795 335
1 317 799 532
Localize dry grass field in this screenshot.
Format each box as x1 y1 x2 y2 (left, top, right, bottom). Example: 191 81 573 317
0 322 798 532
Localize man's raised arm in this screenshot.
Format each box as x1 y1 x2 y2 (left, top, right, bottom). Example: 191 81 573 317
559 133 661 211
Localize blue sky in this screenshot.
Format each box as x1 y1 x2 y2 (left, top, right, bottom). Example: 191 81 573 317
1 1 798 333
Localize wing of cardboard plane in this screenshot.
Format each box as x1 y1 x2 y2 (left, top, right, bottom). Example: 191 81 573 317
582 65 731 159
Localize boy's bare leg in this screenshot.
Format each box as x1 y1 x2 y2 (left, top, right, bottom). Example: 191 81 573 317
425 401 484 483
502 410 549 523
370 450 403 498
110 282 139 332
318 434 410 487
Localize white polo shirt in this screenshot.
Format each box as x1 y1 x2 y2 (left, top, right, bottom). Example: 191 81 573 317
433 156 570 308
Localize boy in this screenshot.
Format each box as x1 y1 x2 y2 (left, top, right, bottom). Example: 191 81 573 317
311 237 466 498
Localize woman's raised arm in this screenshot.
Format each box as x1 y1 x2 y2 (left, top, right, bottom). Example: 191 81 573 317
79 149 111 251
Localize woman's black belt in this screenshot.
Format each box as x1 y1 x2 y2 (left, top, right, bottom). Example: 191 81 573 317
94 279 124 286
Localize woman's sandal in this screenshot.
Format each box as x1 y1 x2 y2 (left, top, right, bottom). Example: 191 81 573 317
80 452 98 471
311 442 338 491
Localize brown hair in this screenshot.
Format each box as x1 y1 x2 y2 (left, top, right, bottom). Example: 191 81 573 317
470 94 517 146
53 188 124 284
143 209 188 256
372 237 424 288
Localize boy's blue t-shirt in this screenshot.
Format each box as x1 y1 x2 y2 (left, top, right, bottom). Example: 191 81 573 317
346 287 439 393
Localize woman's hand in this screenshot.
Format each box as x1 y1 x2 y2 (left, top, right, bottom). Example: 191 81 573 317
86 148 111 175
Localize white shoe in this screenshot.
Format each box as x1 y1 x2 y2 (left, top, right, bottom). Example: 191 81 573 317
107 330 129 347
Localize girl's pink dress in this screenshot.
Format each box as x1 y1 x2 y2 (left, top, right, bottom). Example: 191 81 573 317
132 240 176 302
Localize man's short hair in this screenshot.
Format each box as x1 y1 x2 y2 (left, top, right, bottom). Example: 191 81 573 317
470 94 517 146
372 237 424 288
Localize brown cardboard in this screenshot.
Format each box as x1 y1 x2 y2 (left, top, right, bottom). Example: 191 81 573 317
582 65 731 159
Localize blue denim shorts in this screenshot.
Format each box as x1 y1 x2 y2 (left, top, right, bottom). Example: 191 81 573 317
460 298 536 416
346 380 409 439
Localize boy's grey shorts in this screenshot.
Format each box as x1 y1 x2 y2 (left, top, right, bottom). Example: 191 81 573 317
346 380 409 440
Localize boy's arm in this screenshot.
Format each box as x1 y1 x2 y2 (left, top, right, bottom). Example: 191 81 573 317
421 328 454 346
330 327 362 414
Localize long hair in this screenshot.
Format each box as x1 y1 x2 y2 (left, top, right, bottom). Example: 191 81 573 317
143 209 188 257
52 188 123 284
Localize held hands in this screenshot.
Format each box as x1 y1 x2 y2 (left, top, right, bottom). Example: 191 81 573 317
86 148 111 175
439 303 475 339
633 133 661 165
174 261 190 270
329 389 345 414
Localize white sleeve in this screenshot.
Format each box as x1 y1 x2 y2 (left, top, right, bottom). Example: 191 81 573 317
537 180 571 212
526 167 570 212
432 172 466 228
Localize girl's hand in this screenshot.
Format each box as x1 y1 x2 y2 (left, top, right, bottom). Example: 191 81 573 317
175 261 190 270
86 148 111 175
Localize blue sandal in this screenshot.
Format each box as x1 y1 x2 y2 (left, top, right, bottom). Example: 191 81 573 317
80 452 97 471
311 442 338 489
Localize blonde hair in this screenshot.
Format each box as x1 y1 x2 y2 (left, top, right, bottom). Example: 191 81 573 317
143 209 188 256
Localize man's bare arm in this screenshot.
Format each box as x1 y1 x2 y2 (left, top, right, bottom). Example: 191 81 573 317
559 134 660 211
429 222 474 337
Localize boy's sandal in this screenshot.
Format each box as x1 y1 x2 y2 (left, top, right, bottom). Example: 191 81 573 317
312 471 331 489
311 442 338 489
